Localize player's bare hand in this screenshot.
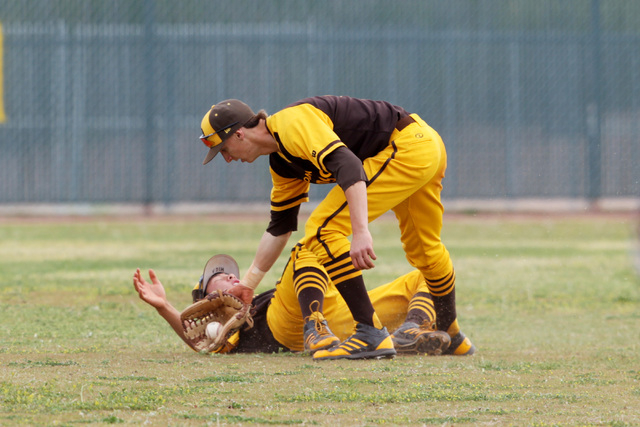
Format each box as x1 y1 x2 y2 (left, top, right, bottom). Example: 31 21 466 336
133 268 167 309
226 283 254 305
350 231 376 270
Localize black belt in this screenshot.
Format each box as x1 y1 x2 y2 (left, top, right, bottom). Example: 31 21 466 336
395 115 416 132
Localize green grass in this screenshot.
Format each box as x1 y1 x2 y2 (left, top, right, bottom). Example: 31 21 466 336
1 213 639 426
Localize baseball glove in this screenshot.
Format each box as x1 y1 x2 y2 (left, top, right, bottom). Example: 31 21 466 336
180 290 254 353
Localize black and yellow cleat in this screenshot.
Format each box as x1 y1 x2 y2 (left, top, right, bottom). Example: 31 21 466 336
312 323 396 361
391 322 451 355
303 312 340 354
443 331 476 355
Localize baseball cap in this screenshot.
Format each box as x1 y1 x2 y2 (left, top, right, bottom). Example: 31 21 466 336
191 254 241 302
199 99 256 165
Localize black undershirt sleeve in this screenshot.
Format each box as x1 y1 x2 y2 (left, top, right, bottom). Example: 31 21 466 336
323 146 368 190
266 204 300 236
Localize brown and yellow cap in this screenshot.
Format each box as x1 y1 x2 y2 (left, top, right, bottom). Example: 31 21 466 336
199 99 255 165
191 254 241 302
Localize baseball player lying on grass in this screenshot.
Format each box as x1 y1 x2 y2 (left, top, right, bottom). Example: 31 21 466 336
133 247 451 357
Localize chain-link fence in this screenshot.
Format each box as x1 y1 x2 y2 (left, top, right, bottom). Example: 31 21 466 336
1 0 638 208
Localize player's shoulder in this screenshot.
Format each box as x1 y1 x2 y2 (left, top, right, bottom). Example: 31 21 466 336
267 101 331 132
286 95 356 111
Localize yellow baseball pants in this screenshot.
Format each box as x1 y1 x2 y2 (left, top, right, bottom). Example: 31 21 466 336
302 114 454 283
266 246 430 352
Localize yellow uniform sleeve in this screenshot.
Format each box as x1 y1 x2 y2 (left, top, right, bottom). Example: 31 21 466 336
267 103 346 174
269 170 310 212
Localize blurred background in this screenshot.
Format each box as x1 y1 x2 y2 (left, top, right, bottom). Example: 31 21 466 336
0 0 638 213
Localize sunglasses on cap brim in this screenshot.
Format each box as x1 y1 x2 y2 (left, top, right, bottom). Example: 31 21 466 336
199 121 240 148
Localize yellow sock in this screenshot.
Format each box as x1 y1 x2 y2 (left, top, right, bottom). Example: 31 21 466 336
446 319 460 337
372 312 383 329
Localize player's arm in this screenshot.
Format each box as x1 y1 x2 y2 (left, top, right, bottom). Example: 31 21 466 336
344 180 376 270
228 174 306 304
228 230 291 304
255 230 292 270
324 147 376 270
133 268 196 350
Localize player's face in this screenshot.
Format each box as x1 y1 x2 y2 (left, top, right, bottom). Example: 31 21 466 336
219 134 260 163
205 273 240 294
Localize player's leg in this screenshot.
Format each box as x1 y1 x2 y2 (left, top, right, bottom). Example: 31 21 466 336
304 123 443 359
303 190 395 360
394 205 473 355
392 126 475 355
368 270 450 355
302 186 380 327
290 244 340 353
360 115 468 353
265 247 345 352
302 128 434 328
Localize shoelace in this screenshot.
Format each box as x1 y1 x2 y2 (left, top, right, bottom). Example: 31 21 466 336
419 319 437 331
395 320 437 338
396 324 435 339
313 318 330 336
306 300 331 337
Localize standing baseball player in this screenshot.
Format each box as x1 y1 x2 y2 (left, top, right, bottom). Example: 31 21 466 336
198 96 475 360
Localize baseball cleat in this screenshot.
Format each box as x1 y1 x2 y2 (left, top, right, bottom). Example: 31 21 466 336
312 323 396 361
443 331 476 355
303 312 340 354
391 322 451 355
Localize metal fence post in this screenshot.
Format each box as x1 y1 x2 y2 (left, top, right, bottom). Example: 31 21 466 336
587 0 603 201
143 0 156 210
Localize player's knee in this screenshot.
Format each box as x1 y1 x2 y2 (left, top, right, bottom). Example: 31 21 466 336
410 251 453 281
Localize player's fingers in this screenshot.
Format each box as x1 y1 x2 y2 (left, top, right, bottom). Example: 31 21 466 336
354 246 375 269
353 250 365 270
230 285 254 305
149 269 159 284
360 256 374 270
133 269 143 288
350 253 361 270
353 255 367 270
133 276 146 297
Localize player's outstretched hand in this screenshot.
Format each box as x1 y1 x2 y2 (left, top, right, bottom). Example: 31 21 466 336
226 283 254 305
133 268 168 310
350 230 377 270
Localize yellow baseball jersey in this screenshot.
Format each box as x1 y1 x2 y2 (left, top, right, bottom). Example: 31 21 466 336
265 95 409 235
264 96 457 330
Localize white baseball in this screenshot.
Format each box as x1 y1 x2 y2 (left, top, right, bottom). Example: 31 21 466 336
205 321 223 340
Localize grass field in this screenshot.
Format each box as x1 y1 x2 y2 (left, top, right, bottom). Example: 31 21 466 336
1 213 639 426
